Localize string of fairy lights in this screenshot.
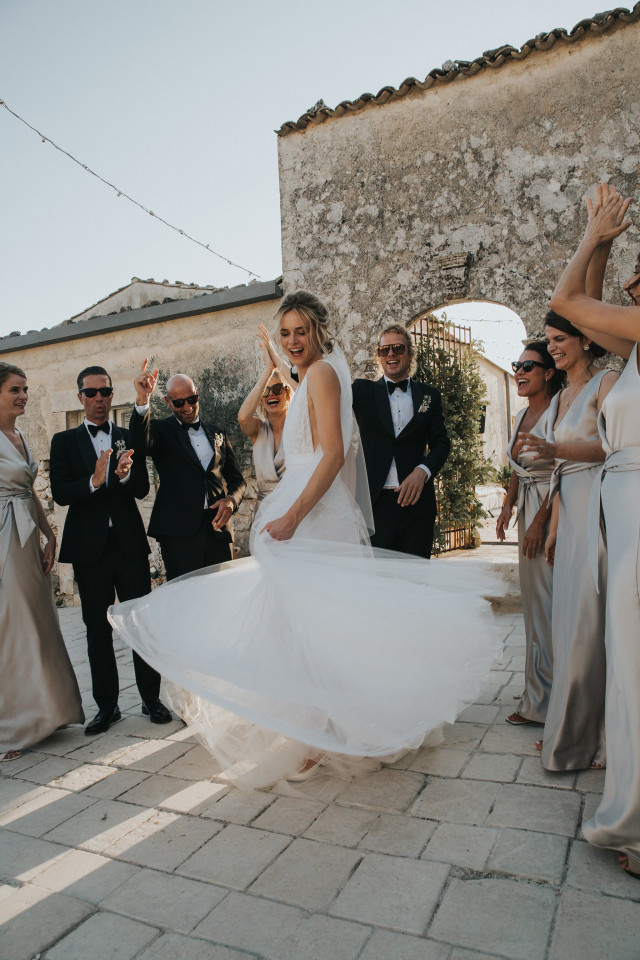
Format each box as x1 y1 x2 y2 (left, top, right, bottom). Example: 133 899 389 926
0 97 263 281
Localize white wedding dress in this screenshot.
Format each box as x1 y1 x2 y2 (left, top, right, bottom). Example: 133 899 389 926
109 348 500 788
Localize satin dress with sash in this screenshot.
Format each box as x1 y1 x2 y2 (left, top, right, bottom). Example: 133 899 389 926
583 345 640 860
541 371 608 771
0 431 84 752
252 421 285 500
507 406 554 723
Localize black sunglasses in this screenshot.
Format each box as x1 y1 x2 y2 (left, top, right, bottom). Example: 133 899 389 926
511 360 548 374
262 383 287 398
80 387 113 398
168 394 199 408
378 343 407 358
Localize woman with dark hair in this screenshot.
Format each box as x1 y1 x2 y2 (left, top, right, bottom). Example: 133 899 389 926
110 291 499 788
0 362 84 762
520 310 618 771
238 324 295 502
496 342 562 726
547 183 640 878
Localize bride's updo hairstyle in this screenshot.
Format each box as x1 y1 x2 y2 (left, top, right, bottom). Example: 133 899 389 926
544 310 607 359
275 290 334 356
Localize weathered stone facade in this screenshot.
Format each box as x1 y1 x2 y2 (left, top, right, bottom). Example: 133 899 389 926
277 12 640 358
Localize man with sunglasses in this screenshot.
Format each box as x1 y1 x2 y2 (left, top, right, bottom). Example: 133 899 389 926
352 325 450 558
129 360 246 581
50 365 169 735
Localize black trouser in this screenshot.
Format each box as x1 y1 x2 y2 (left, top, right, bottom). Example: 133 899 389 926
370 489 436 559
74 530 158 712
160 509 233 581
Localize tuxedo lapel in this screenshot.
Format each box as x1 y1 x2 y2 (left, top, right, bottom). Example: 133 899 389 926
374 378 395 437
173 418 204 470
76 424 98 477
108 424 123 484
397 382 424 440
201 422 218 473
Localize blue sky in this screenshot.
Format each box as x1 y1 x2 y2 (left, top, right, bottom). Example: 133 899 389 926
1 0 599 356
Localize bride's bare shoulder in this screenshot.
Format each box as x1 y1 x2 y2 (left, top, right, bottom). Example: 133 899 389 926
306 359 340 391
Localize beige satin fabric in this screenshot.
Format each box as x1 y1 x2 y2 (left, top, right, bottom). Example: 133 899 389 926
541 372 608 771
583 345 640 860
0 430 84 752
506 407 554 723
253 421 285 501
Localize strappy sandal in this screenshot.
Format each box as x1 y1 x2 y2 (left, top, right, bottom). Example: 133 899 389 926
505 712 534 725
1 750 23 762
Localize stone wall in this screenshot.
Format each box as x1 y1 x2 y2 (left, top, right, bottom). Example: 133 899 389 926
277 18 640 355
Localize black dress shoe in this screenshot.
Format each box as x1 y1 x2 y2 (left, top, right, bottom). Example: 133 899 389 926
141 699 172 724
85 706 122 736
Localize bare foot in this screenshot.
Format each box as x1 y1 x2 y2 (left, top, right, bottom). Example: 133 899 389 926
619 854 640 879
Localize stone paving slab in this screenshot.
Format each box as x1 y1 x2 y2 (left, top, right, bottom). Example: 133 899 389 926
1 605 637 960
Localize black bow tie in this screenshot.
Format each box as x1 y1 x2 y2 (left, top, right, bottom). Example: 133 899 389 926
87 421 110 437
181 420 201 431
388 379 409 394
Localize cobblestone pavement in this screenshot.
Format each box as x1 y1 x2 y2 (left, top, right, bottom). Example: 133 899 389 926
2 605 639 960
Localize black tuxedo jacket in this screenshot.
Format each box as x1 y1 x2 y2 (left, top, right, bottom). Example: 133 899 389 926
50 423 150 565
128 408 246 541
352 377 450 504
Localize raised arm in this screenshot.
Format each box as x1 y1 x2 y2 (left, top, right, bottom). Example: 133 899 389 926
262 361 344 541
238 334 277 441
550 184 638 355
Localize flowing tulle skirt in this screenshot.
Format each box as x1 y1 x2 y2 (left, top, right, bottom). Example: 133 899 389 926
110 541 500 787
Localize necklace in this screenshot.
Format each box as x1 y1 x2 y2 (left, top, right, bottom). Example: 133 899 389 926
562 375 592 409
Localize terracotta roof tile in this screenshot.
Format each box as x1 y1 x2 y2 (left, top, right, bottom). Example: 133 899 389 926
277 4 640 136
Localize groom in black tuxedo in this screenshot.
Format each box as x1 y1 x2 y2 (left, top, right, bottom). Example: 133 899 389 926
352 324 450 558
128 360 246 581
50 365 170 735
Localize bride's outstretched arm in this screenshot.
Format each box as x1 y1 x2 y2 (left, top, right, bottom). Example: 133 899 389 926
262 362 345 541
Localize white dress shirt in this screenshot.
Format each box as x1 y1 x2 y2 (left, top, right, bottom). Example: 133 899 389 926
382 377 430 488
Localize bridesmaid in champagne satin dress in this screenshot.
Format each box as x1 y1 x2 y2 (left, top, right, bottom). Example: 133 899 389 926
0 362 84 761
496 342 560 725
549 182 640 878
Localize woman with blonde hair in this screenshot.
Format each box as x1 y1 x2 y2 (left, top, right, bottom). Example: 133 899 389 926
238 324 294 501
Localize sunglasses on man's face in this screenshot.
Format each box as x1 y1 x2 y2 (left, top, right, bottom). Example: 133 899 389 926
168 394 199 408
80 387 113 398
262 383 287 398
377 343 407 358
511 360 547 374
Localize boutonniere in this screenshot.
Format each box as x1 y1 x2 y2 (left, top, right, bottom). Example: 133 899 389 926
213 432 224 450
115 439 126 454
418 396 432 415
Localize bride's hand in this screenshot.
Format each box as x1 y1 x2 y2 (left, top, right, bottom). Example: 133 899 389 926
261 513 298 541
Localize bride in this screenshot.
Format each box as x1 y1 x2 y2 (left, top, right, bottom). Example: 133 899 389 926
109 291 499 788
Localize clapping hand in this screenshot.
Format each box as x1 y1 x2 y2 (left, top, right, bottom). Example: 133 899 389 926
115 448 134 480
135 358 159 405
92 449 112 489
586 183 632 247
257 324 280 372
